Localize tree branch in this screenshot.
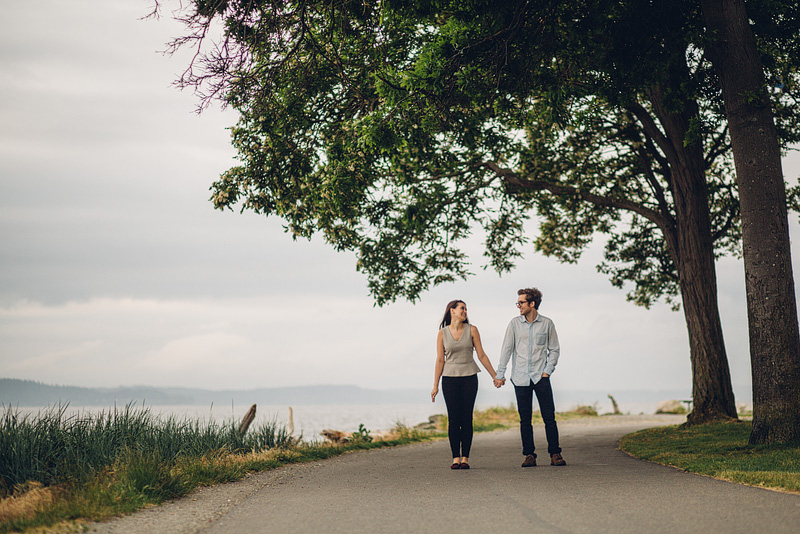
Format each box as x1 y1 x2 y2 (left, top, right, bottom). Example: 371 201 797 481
634 145 672 218
484 161 675 234
704 124 731 169
711 182 739 243
626 101 678 164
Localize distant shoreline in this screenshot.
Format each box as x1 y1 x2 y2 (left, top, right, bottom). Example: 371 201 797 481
0 378 709 409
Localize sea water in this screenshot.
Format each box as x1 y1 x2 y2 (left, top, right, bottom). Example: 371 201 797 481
8 397 665 442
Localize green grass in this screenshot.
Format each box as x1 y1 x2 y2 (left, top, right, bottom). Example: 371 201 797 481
0 406 435 533
620 421 800 493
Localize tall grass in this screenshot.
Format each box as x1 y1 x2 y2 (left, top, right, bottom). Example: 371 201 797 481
0 404 292 497
0 407 436 532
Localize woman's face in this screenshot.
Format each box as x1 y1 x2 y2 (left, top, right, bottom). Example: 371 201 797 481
450 302 467 322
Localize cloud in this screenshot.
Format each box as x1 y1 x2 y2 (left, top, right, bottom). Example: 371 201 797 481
0 252 723 395
1 0 798 408
6 339 104 374
144 332 252 384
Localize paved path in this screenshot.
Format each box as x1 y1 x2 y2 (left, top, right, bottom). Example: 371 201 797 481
89 416 800 534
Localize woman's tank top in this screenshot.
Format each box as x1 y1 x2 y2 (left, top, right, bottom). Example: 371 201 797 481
442 325 481 377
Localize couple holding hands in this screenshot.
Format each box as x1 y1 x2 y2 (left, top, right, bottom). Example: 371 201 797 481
431 287 566 470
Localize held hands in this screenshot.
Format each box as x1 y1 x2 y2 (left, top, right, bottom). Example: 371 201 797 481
493 377 506 388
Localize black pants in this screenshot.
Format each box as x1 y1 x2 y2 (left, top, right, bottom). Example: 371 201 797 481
514 377 561 457
442 374 478 458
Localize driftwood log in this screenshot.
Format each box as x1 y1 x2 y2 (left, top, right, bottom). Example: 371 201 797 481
238 404 257 434
321 429 351 443
608 394 622 415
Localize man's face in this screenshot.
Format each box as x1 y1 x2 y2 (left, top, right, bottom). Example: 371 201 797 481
516 296 533 314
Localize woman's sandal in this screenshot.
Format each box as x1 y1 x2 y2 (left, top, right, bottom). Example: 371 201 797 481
450 462 461 469
459 462 470 469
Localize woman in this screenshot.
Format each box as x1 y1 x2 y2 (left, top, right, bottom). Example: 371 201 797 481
431 299 499 469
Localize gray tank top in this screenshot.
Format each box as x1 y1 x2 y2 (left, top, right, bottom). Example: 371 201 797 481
442 325 481 377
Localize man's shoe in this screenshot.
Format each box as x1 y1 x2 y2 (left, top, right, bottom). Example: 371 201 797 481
521 454 537 467
550 453 566 466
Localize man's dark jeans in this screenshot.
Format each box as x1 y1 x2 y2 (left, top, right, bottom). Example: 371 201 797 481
514 377 561 457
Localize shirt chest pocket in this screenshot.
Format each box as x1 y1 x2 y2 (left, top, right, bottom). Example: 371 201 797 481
535 332 548 346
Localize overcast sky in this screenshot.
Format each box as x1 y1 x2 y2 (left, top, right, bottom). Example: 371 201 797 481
2 1 799 406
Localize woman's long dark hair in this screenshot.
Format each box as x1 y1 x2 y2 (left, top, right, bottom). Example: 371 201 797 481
439 299 469 329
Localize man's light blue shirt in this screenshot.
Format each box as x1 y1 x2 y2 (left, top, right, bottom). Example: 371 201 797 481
496 313 560 386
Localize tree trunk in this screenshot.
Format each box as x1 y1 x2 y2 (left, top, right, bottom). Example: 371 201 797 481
647 84 738 423
671 176 738 423
701 0 800 443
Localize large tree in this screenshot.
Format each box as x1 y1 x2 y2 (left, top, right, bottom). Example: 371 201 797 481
700 0 800 443
159 0 798 424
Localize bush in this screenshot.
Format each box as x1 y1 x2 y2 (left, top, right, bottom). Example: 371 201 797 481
350 424 373 443
571 405 599 417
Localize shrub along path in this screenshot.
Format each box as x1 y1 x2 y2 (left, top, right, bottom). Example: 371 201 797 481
88 415 800 534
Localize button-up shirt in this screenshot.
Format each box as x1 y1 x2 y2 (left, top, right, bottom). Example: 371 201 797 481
496 313 560 386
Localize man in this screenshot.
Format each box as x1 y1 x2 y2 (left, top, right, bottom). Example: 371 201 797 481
494 287 566 467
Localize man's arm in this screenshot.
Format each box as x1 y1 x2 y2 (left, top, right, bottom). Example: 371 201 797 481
543 320 560 376
495 321 515 381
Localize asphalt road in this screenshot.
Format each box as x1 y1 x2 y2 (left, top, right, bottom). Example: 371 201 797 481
88 416 800 534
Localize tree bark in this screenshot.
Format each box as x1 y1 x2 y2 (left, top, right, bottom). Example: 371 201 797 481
701 0 800 443
646 83 738 423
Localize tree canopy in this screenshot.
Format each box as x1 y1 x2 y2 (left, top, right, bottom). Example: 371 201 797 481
159 0 800 424
161 0 798 305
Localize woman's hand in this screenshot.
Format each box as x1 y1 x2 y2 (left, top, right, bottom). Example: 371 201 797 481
431 386 439 402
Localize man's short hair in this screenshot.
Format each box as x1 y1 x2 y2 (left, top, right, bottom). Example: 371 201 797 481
518 287 543 309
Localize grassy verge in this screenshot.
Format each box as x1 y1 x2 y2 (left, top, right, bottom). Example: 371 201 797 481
0 406 436 533
620 421 800 494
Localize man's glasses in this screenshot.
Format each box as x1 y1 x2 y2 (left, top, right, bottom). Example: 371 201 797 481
516 300 530 308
